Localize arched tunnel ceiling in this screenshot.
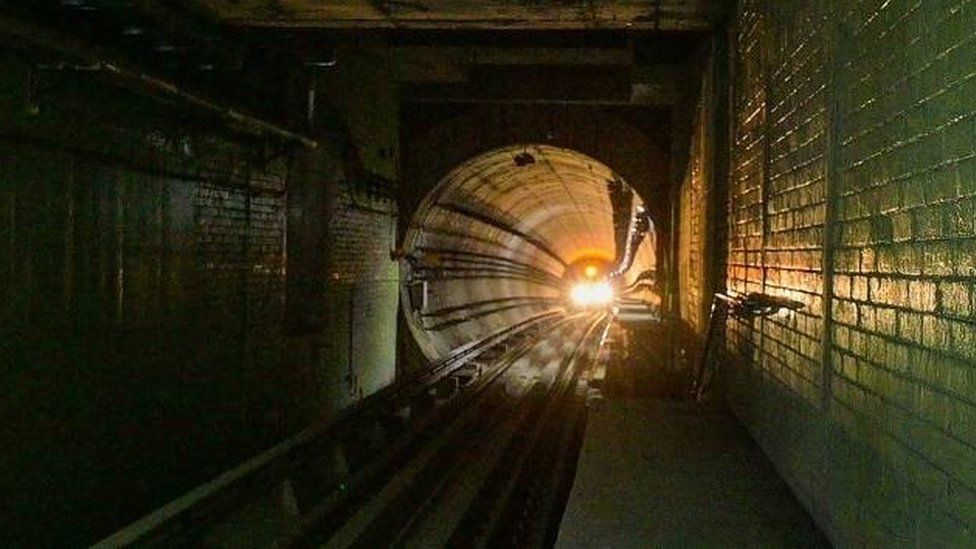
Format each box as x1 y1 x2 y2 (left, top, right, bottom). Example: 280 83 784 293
403 144 657 362
428 145 620 265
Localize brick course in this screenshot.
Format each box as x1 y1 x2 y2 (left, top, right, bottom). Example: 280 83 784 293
0 52 307 546
723 0 976 544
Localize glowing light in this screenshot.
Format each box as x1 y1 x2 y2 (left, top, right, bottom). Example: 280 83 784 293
584 265 599 278
570 281 614 307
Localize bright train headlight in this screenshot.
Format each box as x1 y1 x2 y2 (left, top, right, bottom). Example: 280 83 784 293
569 281 614 307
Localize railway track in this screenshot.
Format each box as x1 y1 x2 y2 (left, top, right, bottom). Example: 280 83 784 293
94 310 609 548
291 312 610 548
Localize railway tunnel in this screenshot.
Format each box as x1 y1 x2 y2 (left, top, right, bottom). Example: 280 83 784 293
401 144 657 363
4 1 976 547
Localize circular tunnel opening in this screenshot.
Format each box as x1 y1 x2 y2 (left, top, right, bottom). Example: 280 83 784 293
401 144 659 363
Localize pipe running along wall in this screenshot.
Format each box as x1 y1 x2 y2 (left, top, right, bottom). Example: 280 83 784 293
402 144 658 362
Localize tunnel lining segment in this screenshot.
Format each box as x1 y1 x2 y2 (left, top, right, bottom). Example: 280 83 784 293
402 144 658 364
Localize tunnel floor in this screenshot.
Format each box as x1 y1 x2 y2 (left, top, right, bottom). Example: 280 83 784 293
556 398 829 548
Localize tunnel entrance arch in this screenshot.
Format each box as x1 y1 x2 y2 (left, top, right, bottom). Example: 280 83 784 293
399 105 672 235
401 144 658 363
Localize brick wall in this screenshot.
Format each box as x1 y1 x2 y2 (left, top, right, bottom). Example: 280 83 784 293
284 106 401 420
314 186 399 412
725 1 768 397
0 50 299 545
283 43 401 408
678 84 711 335
677 41 728 348
723 0 976 544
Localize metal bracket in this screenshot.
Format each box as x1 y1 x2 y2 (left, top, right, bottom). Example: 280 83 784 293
717 291 805 318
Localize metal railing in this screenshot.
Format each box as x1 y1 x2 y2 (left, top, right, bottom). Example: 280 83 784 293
691 291 805 401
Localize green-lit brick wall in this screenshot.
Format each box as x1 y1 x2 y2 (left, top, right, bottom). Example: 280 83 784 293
316 186 399 412
286 41 401 417
0 44 401 545
0 50 296 545
724 0 976 545
678 64 713 337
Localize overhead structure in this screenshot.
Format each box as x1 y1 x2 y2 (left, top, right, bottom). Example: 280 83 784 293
192 0 723 30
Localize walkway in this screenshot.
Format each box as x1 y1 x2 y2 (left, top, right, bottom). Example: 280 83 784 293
556 398 829 548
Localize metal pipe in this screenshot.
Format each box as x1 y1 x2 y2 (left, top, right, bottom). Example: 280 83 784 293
413 246 563 278
410 273 562 288
425 301 560 331
609 206 654 279
410 257 563 287
410 266 562 288
421 296 559 319
0 134 286 197
0 14 318 149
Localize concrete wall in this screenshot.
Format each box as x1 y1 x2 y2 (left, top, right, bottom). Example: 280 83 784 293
723 0 976 545
400 104 671 229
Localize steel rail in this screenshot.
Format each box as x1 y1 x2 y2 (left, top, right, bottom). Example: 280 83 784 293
447 314 608 548
424 301 563 332
411 309 566 392
291 313 594 547
420 295 561 319
92 310 568 547
318 313 607 548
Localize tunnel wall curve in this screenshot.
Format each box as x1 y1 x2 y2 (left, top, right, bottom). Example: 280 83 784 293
399 105 671 236
398 105 672 370
401 144 656 363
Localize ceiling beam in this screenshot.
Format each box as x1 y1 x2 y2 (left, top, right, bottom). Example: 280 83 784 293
401 61 688 106
0 13 318 149
189 0 721 30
